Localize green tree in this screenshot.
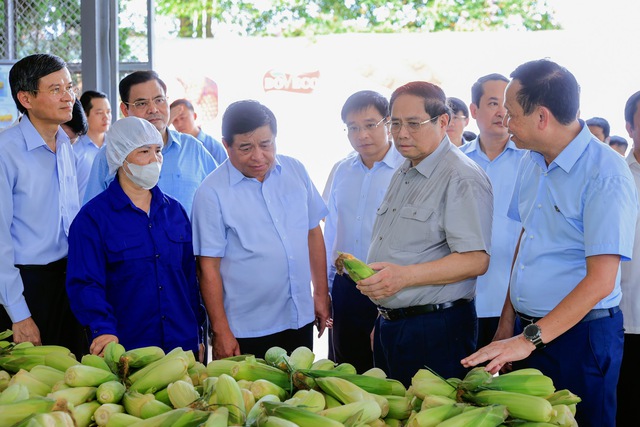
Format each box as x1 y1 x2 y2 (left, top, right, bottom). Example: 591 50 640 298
156 0 560 38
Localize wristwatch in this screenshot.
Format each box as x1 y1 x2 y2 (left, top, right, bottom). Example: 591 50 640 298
523 323 545 349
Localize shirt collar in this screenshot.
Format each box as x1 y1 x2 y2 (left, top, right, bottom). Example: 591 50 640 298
349 143 401 169
464 136 518 156
19 115 69 151
107 175 167 214
165 129 182 152
228 155 282 186
533 120 591 173
627 151 639 168
408 135 451 178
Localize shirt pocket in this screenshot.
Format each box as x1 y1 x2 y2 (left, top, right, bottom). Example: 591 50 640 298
165 226 193 267
105 234 152 264
390 206 441 253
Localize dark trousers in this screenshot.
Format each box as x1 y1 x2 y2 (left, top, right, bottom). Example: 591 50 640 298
617 333 640 427
236 322 314 359
373 299 477 387
476 316 500 350
513 309 623 427
0 258 89 359
330 273 377 372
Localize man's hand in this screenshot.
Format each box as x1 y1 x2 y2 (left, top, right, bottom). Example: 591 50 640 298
356 262 408 300
12 317 41 346
460 334 535 375
212 330 241 359
313 292 332 338
90 334 118 356
168 104 184 127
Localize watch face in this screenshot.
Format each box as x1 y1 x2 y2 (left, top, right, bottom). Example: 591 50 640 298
523 323 540 339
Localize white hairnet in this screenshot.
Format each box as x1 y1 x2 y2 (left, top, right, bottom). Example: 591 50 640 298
106 117 163 175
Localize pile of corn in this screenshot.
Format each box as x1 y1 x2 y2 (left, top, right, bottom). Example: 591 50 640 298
0 329 581 427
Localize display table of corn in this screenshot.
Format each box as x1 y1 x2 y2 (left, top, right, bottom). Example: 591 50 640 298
0 329 581 426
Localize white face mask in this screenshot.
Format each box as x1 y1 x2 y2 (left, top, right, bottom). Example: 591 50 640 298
124 160 161 190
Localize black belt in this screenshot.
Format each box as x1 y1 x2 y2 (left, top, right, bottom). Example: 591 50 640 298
377 298 471 321
15 258 67 272
516 306 620 325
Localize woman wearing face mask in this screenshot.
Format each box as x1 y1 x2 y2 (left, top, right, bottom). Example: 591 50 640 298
66 117 203 357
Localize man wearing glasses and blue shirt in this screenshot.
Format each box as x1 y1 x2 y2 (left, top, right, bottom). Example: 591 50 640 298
0 54 88 357
83 71 217 214
357 81 493 386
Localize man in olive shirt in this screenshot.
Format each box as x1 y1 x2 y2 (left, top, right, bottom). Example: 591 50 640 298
358 81 493 386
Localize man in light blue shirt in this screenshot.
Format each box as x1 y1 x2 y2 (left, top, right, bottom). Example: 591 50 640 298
460 73 526 350
170 98 228 165
83 71 217 214
462 59 637 427
192 100 331 360
324 90 403 372
0 54 87 357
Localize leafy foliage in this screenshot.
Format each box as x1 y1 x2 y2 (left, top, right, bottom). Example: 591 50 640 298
156 0 561 38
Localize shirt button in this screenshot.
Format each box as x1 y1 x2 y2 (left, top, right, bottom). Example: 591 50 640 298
529 235 534 239
148 223 152 228
159 285 163 290
156 254 160 258
537 204 542 209
520 265 524 270
161 315 166 320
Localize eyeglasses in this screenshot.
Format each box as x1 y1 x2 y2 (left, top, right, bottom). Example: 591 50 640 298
388 115 440 134
33 85 79 98
124 96 168 111
451 115 467 121
345 117 386 135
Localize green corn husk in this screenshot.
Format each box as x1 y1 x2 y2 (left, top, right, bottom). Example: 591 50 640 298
230 358 291 390
0 383 30 404
104 412 142 427
103 342 126 376
167 380 200 408
97 380 126 404
154 387 172 407
44 352 80 372
201 377 218 398
362 367 387 379
459 367 493 392
81 354 112 372
0 397 57 427
242 388 257 414
385 395 412 420
420 394 458 410
0 354 46 373
405 403 466 427
71 400 102 427
546 389 582 406
436 404 508 427
333 362 357 375
255 415 299 427
9 345 71 357
297 369 406 396
549 404 578 427
8 369 51 397
202 407 229 427
323 392 342 409
237 379 253 390
315 376 389 418
309 358 335 371
215 373 246 425
320 400 382 425
19 411 76 427
129 356 189 394
205 359 239 378
139 398 173 419
264 347 288 368
29 365 65 388
335 252 376 281
187 362 207 386
409 368 457 399
465 389 554 423
120 346 165 369
250 379 288 401
122 391 155 418
476 369 556 397
127 348 189 384
65 364 119 387
287 389 325 413
287 346 315 371
48 386 97 406
261 401 344 427
246 394 280 427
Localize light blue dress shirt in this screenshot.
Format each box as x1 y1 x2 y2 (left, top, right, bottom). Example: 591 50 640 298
197 129 228 165
460 138 526 318
508 122 638 317
0 116 80 322
83 129 217 214
191 154 328 338
73 134 102 203
323 145 404 291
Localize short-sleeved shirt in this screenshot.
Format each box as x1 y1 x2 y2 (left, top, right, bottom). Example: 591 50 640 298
367 136 493 309
196 129 228 166
324 146 404 291
508 122 638 317
460 138 526 317
73 134 103 203
191 154 328 338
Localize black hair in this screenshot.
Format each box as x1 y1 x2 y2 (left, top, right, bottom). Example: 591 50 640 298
624 91 640 126
390 81 450 120
9 53 67 114
63 98 88 136
169 98 195 112
585 117 610 139
471 73 509 106
446 97 469 118
609 135 628 149
340 91 389 123
463 130 477 142
79 90 108 116
509 59 579 125
221 100 277 146
119 70 167 104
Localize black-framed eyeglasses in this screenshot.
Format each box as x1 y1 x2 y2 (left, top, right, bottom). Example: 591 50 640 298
345 117 386 135
388 115 441 134
124 96 168 111
32 85 79 98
